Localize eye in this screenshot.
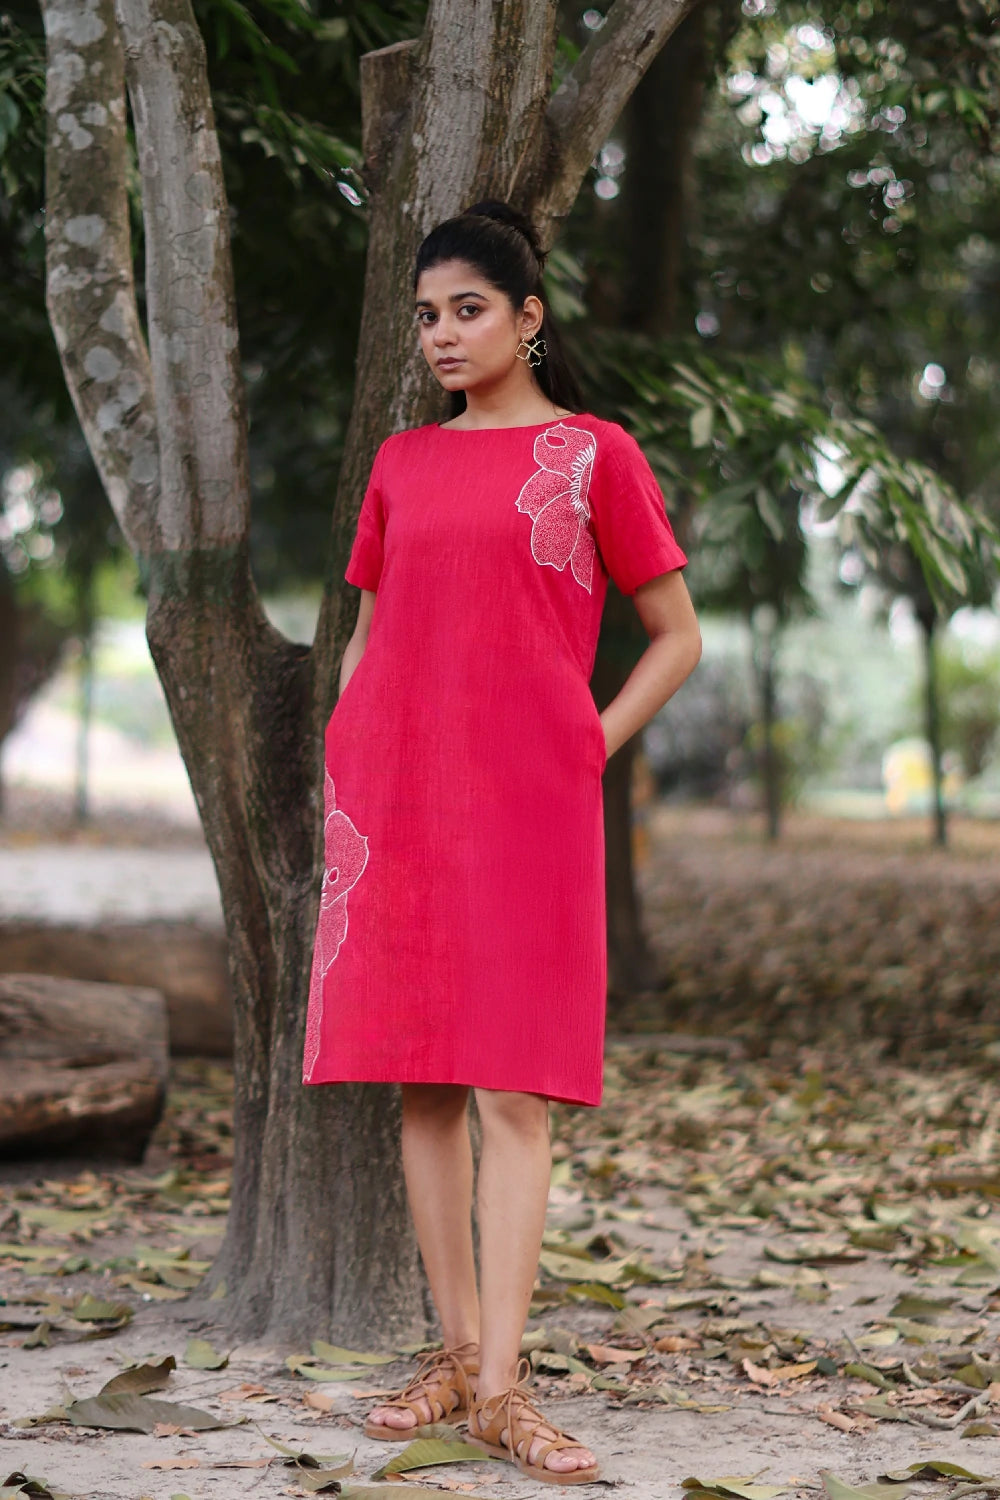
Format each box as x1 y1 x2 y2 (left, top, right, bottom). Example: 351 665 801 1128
416 310 435 324
458 304 480 317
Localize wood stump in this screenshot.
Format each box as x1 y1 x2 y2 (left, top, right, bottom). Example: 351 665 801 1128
0 973 169 1158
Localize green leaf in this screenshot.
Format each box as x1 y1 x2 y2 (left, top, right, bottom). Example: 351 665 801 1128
682 1478 788 1500
853 1327 901 1349
690 404 714 449
69 1294 133 1323
17 1207 110 1234
340 1488 478 1500
916 527 969 595
65 1393 238 1433
184 1338 228 1370
954 1256 1000 1286
844 1362 896 1389
719 399 745 438
372 1437 492 1480
763 1241 864 1265
251 1425 351 1467
0 1472 70 1500
880 1463 993 1483
821 1475 911 1500
888 1294 957 1320
0 1244 67 1261
310 1340 397 1366
293 1455 355 1490
672 361 717 397
539 1249 641 1285
856 1397 912 1423
889 1317 981 1344
754 486 784 541
565 1282 626 1308
285 1355 367 1381
99 1356 176 1395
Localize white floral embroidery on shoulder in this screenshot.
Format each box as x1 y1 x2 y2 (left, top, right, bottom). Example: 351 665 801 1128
514 421 598 592
303 769 370 1083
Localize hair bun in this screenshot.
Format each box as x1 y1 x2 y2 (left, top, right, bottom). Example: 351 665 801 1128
462 198 547 269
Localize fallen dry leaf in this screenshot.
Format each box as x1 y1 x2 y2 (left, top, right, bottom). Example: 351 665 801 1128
817 1406 858 1433
303 1390 337 1412
655 1334 701 1352
742 1358 817 1386
585 1342 642 1364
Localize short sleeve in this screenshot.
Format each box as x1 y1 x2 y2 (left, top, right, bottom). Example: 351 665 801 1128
344 440 388 591
589 424 687 594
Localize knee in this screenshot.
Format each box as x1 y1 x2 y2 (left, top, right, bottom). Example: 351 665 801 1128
401 1082 470 1124
475 1087 550 1141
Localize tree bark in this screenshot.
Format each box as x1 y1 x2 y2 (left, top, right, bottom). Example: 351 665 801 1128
41 0 705 1343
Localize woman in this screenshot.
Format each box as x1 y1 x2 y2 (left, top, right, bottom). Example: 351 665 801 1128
303 200 702 1485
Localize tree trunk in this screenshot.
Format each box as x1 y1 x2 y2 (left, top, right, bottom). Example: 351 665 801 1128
596 4 717 1011
919 609 948 848
751 609 782 841
41 0 703 1343
760 650 781 841
591 598 665 1000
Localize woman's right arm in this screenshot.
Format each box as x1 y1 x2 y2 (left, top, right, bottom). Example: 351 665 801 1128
339 588 377 695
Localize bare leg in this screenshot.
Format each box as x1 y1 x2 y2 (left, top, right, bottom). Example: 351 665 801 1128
367 1082 480 1431
474 1087 596 1474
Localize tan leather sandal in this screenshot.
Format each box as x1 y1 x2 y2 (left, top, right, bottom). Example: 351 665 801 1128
363 1339 480 1440
466 1355 600 1485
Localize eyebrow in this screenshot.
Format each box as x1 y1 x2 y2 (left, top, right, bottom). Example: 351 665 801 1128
414 290 489 308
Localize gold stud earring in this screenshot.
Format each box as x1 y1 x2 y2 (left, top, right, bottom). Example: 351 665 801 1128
514 333 547 368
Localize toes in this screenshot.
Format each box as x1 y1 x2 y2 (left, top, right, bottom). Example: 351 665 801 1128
544 1446 595 1471
371 1407 417 1428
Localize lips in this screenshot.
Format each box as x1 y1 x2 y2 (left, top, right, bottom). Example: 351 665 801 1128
437 358 464 368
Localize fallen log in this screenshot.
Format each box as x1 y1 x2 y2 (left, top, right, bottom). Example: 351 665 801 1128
0 973 168 1158
0 921 232 1056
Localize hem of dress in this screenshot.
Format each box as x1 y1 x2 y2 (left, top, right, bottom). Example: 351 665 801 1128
302 1068 602 1109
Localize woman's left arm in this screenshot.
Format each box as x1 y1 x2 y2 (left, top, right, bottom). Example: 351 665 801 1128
599 570 702 762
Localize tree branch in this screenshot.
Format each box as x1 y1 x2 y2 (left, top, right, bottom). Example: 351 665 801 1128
39 0 159 556
114 0 250 555
535 0 706 232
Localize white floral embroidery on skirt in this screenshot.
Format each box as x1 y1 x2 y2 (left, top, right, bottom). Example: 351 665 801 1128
303 769 370 1081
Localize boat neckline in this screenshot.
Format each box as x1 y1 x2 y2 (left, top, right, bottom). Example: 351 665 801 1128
433 413 589 432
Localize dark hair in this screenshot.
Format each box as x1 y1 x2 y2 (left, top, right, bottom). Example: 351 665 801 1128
413 198 586 418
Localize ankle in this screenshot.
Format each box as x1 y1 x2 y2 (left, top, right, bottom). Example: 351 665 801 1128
475 1364 523 1400
443 1334 480 1354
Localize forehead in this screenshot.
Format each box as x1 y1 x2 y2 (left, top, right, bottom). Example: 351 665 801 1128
414 260 494 302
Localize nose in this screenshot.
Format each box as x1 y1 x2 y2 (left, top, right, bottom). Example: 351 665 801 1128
432 318 457 347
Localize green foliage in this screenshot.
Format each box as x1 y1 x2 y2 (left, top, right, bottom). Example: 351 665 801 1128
573 328 999 616
906 642 1000 779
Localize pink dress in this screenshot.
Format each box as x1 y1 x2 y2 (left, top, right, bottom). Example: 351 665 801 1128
302 414 687 1107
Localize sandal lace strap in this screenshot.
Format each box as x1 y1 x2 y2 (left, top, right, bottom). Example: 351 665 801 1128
474 1358 589 1467
387 1343 476 1414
